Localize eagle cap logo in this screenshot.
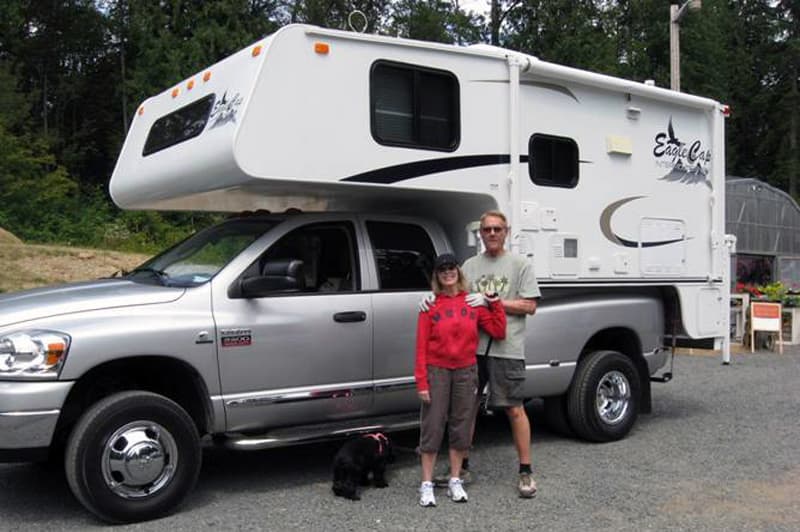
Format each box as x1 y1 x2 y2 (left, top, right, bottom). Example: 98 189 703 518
653 117 712 188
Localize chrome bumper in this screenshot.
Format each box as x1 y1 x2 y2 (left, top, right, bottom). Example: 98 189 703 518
0 381 73 450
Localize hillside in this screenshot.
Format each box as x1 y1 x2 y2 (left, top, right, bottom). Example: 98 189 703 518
0 242 149 294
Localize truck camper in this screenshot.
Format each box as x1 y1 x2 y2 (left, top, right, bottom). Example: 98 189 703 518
0 24 731 522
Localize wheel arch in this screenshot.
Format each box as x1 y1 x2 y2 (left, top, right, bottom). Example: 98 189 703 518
54 356 213 449
580 327 652 414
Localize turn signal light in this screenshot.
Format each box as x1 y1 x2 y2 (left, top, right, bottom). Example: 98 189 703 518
314 42 330 54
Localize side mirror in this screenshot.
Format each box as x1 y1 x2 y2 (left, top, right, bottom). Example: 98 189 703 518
230 259 305 298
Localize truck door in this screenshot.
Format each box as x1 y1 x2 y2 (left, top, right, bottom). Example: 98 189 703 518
214 220 372 431
364 220 438 415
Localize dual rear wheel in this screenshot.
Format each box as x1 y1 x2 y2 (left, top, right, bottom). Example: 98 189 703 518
545 350 641 442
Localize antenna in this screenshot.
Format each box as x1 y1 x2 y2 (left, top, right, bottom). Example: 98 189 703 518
348 10 368 33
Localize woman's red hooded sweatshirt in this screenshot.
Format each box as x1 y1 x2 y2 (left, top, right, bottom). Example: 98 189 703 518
415 291 506 392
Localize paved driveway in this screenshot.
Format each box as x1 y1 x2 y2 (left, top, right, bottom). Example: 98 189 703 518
0 348 798 531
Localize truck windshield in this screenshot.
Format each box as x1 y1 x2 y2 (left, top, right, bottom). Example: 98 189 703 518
127 218 278 287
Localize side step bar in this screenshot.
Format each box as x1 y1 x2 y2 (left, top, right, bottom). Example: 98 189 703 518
220 412 419 451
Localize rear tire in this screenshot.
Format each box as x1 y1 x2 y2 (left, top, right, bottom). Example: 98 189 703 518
567 350 640 442
543 395 574 437
64 391 201 523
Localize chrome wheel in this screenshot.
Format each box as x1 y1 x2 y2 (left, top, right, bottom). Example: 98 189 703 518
595 370 630 425
101 421 178 499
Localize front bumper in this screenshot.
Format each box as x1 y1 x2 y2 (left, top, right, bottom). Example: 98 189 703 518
0 381 73 461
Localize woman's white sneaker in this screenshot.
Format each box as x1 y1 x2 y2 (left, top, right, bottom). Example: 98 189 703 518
447 477 468 503
419 481 436 507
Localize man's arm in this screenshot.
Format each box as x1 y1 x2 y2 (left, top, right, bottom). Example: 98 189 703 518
502 297 537 316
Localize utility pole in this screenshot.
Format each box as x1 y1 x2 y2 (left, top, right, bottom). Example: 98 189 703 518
669 0 702 92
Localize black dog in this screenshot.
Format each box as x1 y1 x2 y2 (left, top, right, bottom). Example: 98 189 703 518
332 433 393 500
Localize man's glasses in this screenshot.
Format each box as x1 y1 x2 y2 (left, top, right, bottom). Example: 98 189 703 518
480 226 506 234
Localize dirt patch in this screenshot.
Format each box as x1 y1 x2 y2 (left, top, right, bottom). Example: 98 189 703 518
0 243 149 293
0 227 22 245
661 467 800 527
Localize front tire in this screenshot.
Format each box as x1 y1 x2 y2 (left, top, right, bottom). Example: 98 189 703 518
64 391 201 523
567 350 641 442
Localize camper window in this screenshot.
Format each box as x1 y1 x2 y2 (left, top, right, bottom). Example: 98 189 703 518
366 221 435 290
528 133 579 188
143 93 215 156
370 61 459 151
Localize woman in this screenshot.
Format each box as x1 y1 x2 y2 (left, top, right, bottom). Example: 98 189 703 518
415 253 506 507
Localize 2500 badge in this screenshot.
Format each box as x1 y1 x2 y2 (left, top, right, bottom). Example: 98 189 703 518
220 328 252 347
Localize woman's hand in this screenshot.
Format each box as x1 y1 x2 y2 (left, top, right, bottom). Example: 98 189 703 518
418 390 431 403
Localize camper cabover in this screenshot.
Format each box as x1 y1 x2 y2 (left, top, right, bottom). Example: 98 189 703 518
0 24 730 522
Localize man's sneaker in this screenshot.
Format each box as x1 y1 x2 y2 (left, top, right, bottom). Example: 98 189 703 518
518 472 537 498
447 477 468 503
433 468 472 487
419 481 436 507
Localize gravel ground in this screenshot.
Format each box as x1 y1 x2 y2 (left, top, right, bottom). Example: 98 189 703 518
0 348 798 531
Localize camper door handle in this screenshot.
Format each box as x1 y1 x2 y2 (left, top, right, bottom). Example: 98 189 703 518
333 311 367 323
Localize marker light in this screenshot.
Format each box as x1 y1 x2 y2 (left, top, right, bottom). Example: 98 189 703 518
722 105 731 117
252 45 262 57
171 87 179 98
138 106 144 116
187 79 195 90
203 71 212 82
314 42 330 54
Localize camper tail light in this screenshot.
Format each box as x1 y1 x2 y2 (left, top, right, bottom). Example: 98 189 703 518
722 105 731 117
314 42 330 54
0 330 71 379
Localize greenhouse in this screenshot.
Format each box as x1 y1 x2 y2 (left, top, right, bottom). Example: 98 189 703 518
726 177 800 288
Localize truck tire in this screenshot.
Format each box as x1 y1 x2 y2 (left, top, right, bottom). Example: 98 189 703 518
64 391 201 523
566 350 640 442
543 395 574 437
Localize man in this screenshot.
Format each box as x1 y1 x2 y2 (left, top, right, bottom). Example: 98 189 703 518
421 210 540 498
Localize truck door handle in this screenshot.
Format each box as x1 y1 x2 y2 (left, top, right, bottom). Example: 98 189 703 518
333 311 367 323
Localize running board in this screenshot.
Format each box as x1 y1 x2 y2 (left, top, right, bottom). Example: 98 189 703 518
220 412 419 451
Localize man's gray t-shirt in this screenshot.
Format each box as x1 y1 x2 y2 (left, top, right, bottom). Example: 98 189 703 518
462 252 540 360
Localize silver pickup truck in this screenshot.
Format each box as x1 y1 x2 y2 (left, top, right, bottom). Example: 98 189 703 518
0 211 666 522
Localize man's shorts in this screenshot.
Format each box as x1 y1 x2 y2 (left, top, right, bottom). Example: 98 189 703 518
477 355 526 409
419 364 478 453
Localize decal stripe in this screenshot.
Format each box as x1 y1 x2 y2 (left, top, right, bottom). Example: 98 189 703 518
342 154 521 184
341 155 593 184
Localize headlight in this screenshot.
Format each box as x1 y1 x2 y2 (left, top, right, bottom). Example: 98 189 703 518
0 330 71 380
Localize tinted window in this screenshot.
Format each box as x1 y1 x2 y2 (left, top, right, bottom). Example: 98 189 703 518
528 133 579 188
366 221 436 290
371 61 459 151
256 223 359 294
143 94 215 156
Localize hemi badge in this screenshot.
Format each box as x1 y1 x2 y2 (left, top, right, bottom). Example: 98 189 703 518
220 328 252 347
